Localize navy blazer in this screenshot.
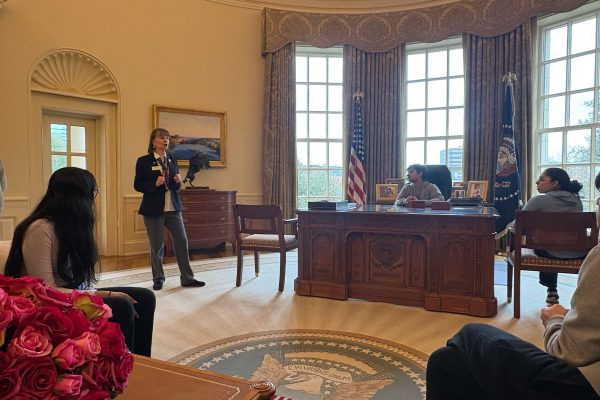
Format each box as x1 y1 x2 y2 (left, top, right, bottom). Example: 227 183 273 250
134 152 183 216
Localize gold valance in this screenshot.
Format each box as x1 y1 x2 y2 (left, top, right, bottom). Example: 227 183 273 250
262 0 587 53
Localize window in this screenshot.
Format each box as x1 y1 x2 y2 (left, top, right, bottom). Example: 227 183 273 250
296 46 344 208
43 114 96 177
404 39 464 182
536 4 600 210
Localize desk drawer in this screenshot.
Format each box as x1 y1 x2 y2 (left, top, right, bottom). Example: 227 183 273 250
182 203 233 213
187 224 233 239
183 213 232 226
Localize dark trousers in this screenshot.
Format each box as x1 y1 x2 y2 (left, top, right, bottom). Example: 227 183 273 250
426 324 598 400
100 286 156 357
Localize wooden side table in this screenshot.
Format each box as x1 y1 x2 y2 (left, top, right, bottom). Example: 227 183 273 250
165 189 237 255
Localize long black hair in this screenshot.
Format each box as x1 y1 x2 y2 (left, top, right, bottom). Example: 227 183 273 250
543 167 583 194
4 167 99 287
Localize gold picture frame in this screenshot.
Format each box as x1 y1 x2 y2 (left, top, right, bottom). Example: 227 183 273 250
153 105 227 167
375 183 399 203
467 180 488 199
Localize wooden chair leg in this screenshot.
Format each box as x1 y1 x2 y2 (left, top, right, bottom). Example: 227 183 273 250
236 249 244 287
514 269 521 318
254 251 260 276
278 251 286 292
507 260 513 303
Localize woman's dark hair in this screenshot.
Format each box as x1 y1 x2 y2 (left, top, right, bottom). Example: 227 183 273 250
595 171 600 191
543 167 582 194
4 167 99 287
147 128 170 154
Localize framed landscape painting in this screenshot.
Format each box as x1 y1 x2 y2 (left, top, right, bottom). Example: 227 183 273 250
153 105 227 167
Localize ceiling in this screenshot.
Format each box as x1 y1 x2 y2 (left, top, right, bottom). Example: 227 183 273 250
205 0 463 13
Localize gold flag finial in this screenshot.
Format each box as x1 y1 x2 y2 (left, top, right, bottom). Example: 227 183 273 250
352 90 364 102
502 72 517 86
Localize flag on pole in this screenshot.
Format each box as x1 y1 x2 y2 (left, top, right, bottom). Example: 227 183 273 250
494 73 521 233
347 91 366 204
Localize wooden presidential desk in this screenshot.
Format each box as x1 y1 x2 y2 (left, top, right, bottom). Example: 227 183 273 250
294 205 499 317
121 356 275 400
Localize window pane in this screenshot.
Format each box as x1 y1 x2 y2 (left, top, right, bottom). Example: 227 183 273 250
296 56 307 82
50 124 67 152
298 169 308 197
571 17 596 54
428 50 447 78
596 128 600 162
569 91 594 126
448 78 464 107
329 169 343 196
570 54 595 91
406 111 425 138
296 113 307 139
406 82 425 109
428 80 447 108
447 139 463 181
328 58 343 83
328 114 343 139
308 57 327 82
297 141 308 166
308 170 327 196
544 25 567 60
328 85 343 112
309 142 327 166
539 131 563 164
70 126 86 153
406 141 424 166
309 85 327 111
427 110 446 136
543 61 566 95
448 108 464 136
542 96 565 128
407 53 425 81
448 48 463 76
296 84 307 111
71 155 86 169
309 114 326 138
566 128 591 163
51 155 67 172
564 165 590 201
329 142 343 167
426 140 446 164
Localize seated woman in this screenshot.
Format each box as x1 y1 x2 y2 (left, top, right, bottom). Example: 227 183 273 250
4 167 156 357
394 164 444 206
522 167 586 304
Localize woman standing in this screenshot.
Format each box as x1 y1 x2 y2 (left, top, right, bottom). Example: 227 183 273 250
4 167 156 356
134 128 205 291
522 167 586 304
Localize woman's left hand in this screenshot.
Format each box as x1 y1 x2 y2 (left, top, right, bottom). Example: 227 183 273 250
104 291 138 304
174 173 182 183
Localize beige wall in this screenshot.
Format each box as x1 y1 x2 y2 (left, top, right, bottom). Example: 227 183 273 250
0 0 265 253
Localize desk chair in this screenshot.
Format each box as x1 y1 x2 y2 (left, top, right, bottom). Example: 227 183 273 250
507 210 598 318
424 164 453 200
233 204 298 291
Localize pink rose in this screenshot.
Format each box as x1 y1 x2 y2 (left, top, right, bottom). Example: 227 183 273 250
112 352 134 393
8 325 52 358
20 306 87 345
0 287 8 308
0 368 21 399
4 276 47 304
34 286 72 310
82 359 111 390
51 339 86 370
98 322 128 358
79 388 111 400
0 309 14 347
53 374 82 397
71 291 112 321
17 356 57 397
7 295 36 323
74 332 101 360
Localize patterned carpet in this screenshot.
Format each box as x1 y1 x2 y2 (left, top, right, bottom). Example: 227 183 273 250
170 329 428 400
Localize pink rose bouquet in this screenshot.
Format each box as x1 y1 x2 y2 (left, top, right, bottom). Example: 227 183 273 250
0 275 133 399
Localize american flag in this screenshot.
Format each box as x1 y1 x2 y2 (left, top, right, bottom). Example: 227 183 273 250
494 73 521 233
347 91 366 204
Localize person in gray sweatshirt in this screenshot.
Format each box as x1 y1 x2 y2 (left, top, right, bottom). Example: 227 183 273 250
522 167 585 304
425 172 600 400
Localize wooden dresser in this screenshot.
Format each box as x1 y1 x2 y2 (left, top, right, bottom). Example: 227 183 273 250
165 189 236 255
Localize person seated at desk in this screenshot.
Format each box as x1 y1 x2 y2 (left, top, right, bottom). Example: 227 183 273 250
425 171 600 400
394 164 444 206
522 167 586 305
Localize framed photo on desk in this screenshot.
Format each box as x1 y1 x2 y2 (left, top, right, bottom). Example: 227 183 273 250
375 183 399 203
467 180 488 199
